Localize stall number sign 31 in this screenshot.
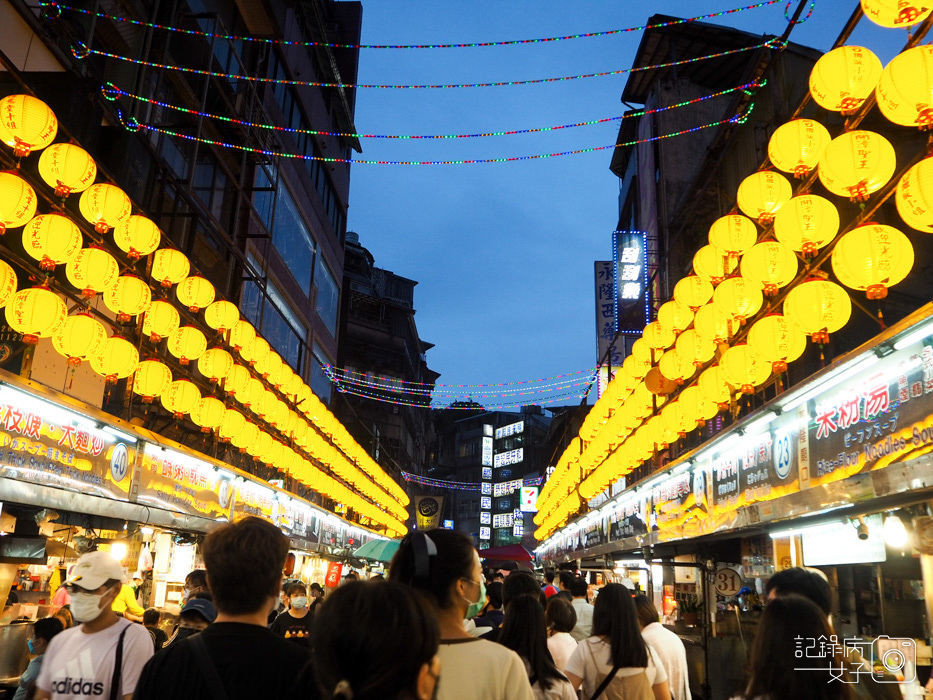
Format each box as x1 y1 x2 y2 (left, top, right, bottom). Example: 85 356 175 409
714 567 743 596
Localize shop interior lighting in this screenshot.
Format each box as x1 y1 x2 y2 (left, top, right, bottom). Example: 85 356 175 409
781 355 880 412
893 319 933 351
742 411 778 437
140 527 154 535
883 514 909 548
110 542 127 562
101 425 137 443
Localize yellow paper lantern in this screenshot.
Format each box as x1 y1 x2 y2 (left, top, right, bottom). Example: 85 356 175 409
218 408 246 442
621 354 648 381
37 143 96 197
276 365 295 391
0 260 17 308
198 347 234 383
767 118 831 177
675 328 716 368
78 183 131 233
161 379 201 418
693 245 736 284
229 320 256 352
861 0 932 26
205 300 240 333
232 420 260 452
255 389 277 418
192 397 226 433
748 314 807 373
657 299 694 336
90 336 139 384
773 194 840 256
736 171 792 224
714 276 763 325
661 401 689 438
263 351 284 384
658 348 694 385
643 321 675 350
104 275 151 323
242 336 270 367
831 223 914 299
876 45 933 128
679 385 719 427
0 171 37 234
167 326 207 365
52 313 106 366
694 303 732 342
251 430 273 460
141 300 180 342
176 276 215 313
5 285 66 344
132 359 172 403
809 46 883 112
708 214 758 258
222 363 251 398
699 365 732 409
0 95 57 157
896 157 933 233
243 377 265 409
720 344 771 394
66 247 119 298
151 248 190 288
113 215 161 261
673 275 714 310
818 130 896 202
740 241 798 296
784 279 852 343
631 338 653 368
22 213 82 270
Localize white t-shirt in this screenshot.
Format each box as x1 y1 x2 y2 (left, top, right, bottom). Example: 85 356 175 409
37 618 154 699
641 622 690 700
569 598 594 642
547 632 578 672
437 638 534 700
532 676 578 700
565 636 668 700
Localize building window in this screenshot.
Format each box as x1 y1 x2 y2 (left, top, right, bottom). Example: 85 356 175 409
253 168 317 292
458 442 476 458
310 342 333 405
241 255 308 372
314 255 339 337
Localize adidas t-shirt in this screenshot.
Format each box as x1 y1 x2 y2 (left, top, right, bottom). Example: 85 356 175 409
37 618 154 699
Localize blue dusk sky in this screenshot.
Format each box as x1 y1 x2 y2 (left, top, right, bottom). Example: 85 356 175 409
345 0 907 405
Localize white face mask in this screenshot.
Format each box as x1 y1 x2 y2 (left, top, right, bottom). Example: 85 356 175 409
290 596 308 610
71 590 107 622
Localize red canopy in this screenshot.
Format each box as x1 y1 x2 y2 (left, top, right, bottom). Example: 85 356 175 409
477 544 534 562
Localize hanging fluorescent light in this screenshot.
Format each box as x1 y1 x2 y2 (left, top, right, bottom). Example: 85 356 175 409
893 319 933 350
782 355 879 412
102 425 138 443
743 411 778 437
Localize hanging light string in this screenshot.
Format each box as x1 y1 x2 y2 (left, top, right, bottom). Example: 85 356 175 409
400 472 545 491
327 374 594 399
103 79 762 141
74 38 782 89
46 0 785 49
123 104 754 166
335 382 588 409
323 364 598 389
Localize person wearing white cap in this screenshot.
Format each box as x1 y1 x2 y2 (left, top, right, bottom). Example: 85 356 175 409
35 550 153 700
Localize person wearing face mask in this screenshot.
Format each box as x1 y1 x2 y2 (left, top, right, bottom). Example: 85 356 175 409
34 551 154 700
164 598 216 646
180 570 209 605
388 529 533 700
12 617 64 700
270 582 314 647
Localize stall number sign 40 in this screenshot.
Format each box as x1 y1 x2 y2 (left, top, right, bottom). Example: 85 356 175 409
714 567 743 596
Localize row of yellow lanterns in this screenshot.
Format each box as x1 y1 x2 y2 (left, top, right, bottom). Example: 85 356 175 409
0 94 409 531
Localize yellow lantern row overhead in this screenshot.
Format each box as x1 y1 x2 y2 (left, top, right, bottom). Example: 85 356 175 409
709 214 757 259
773 193 840 257
66 247 119 298
831 223 913 299
0 95 57 157
0 172 37 235
78 183 131 234
151 248 190 287
818 130 896 202
22 214 82 270
5 285 66 344
736 170 791 224
177 275 215 313
222 363 251 398
693 245 736 285
699 364 732 409
861 0 932 27
104 275 151 322
694 303 731 342
675 328 716 368
767 119 830 177
205 300 240 333
133 359 172 402
896 157 933 233
198 347 234 383
52 313 106 366
713 276 763 325
161 379 201 418
809 45 882 113
673 275 713 310
37 143 96 197
876 45 933 128
748 314 806 372
142 300 180 342
90 335 138 384
192 396 226 433
657 299 693 335
720 343 771 395
229 319 256 351
167 325 207 365
0 260 17 308
740 241 798 296
114 215 161 260
784 279 852 344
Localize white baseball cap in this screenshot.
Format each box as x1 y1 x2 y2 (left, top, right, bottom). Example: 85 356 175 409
66 551 123 590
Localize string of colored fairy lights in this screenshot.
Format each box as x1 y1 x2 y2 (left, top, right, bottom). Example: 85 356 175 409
44 0 784 49
328 374 594 399
102 80 762 141
323 364 598 389
124 106 754 166
399 472 544 491
335 383 588 409
74 38 782 89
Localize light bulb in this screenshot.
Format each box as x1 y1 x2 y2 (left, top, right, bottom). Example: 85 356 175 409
883 514 908 549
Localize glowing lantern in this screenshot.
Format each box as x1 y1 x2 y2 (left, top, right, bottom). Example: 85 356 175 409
218 408 246 442
737 171 792 224
37 143 96 197
740 241 798 295
861 0 932 26
113 216 161 261
720 344 771 394
0 95 57 157
773 194 840 257
0 260 16 308
876 46 933 128
256 389 277 418
673 275 713 310
52 313 106 366
167 326 207 365
896 157 933 232
661 402 689 438
160 379 201 418
229 320 256 352
699 365 732 409
767 119 831 177
622 355 648 381
243 377 265 409
141 300 180 342
264 352 284 385
132 359 172 403
104 275 151 322
680 385 719 427
644 321 675 351
78 184 131 233
818 130 896 202
675 329 716 368
251 431 273 460
658 349 694 385
709 215 758 258
151 249 190 288
0 171 37 234
5 285 66 343
22 214 82 270
90 336 139 384
197 347 234 383
644 367 676 396
694 303 732 342
713 277 763 325
176 276 215 313
205 300 239 333
657 300 694 336
631 339 653 368
831 223 914 299
693 245 736 284
784 279 852 343
809 46 883 112
66 247 118 297
277 365 295 391
241 336 270 367
748 314 807 372
233 421 260 452
222 363 251 398
192 397 226 433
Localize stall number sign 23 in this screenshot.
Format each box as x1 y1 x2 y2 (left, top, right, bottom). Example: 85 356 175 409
714 567 743 596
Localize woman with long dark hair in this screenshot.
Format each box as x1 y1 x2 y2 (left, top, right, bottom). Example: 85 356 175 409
732 594 851 700
564 584 670 700
498 595 576 700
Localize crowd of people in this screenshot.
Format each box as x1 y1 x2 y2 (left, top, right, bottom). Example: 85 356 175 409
9 520 902 700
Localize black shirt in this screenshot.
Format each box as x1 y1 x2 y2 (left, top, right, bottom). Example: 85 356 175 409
270 610 314 647
133 622 318 700
146 626 168 651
